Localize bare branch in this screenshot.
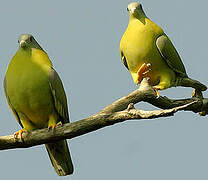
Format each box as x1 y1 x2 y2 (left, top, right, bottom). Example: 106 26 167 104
0 78 207 151
0 101 196 150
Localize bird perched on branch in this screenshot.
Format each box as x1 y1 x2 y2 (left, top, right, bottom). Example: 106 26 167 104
4 34 73 176
120 2 207 95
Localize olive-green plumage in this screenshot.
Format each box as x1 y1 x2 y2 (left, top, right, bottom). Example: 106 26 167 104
4 34 73 176
120 2 207 92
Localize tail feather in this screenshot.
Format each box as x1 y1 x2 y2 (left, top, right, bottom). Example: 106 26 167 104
175 77 207 91
45 140 74 176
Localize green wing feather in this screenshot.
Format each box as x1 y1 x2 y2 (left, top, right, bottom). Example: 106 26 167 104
47 68 74 176
48 68 69 124
156 34 187 77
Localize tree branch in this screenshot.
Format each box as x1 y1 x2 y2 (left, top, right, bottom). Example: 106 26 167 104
0 78 207 151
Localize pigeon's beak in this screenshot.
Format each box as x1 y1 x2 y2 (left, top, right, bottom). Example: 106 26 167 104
129 7 136 14
20 40 26 48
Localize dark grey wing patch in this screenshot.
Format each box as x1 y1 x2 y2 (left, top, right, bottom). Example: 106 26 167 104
121 51 129 70
48 68 69 124
156 34 188 77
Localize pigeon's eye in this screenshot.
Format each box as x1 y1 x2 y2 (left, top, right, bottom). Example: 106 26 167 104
29 36 33 42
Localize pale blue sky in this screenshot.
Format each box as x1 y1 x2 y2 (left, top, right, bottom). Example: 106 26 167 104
0 0 208 179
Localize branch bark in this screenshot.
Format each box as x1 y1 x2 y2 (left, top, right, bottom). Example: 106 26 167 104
0 78 207 150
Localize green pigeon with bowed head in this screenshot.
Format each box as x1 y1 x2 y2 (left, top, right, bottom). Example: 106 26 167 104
120 2 207 94
4 34 74 176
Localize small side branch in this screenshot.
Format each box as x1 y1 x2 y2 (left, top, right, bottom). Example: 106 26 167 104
0 101 195 150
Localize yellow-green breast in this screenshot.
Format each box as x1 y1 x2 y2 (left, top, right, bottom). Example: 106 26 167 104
5 48 54 129
120 17 176 86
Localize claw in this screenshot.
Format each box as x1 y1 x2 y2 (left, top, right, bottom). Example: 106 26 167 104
48 121 62 131
146 63 151 67
14 129 26 141
142 68 152 75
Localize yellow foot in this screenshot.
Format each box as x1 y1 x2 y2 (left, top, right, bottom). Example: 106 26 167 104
14 129 26 141
48 121 63 131
137 63 151 84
